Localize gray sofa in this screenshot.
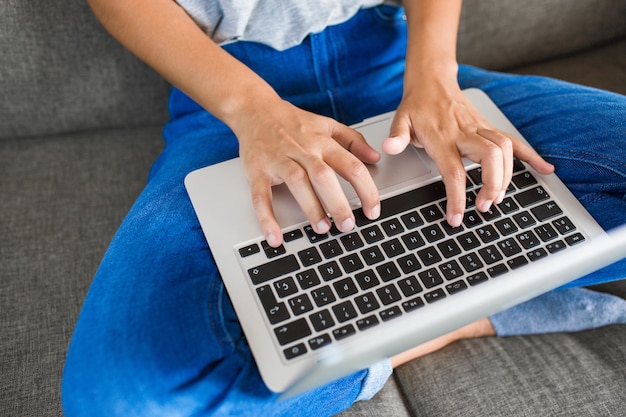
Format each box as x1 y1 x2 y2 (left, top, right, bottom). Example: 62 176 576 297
1 0 625 416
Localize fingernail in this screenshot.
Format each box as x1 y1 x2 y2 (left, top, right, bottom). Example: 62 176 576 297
449 214 463 227
266 233 279 247
370 204 381 219
340 218 355 232
495 190 506 204
478 200 493 212
316 220 330 234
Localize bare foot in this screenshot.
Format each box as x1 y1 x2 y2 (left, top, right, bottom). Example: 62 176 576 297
391 318 495 367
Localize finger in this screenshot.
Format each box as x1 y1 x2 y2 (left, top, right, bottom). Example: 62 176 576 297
299 156 357 233
325 147 381 221
433 148 467 227
332 123 380 165
477 128 514 205
248 175 284 247
512 139 555 175
382 114 413 155
278 160 333 234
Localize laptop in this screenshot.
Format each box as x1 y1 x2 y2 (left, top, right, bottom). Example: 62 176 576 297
184 88 626 398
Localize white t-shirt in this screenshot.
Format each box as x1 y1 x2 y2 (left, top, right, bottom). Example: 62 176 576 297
175 0 391 51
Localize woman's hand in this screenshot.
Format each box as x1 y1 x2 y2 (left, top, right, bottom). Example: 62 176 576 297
383 70 554 227
235 100 382 247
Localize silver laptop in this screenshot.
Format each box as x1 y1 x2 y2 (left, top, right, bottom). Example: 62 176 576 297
185 88 626 398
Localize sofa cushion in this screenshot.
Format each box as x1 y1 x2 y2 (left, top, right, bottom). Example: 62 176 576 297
0 127 163 417
0 0 170 141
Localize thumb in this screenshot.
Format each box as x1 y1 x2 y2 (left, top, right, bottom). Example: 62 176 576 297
382 115 413 155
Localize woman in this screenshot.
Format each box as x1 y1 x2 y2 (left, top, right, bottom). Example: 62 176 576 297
62 1 626 415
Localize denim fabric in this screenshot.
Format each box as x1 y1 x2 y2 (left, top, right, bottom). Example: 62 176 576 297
62 5 625 417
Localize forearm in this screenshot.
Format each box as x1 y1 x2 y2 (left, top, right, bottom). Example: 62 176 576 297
402 0 463 90
87 0 280 132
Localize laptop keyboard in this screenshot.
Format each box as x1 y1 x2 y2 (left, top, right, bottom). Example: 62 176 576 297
237 160 585 361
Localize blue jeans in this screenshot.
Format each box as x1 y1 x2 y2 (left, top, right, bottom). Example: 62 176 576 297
62 5 626 417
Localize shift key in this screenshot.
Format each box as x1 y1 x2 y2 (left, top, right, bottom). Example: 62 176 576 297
248 254 300 285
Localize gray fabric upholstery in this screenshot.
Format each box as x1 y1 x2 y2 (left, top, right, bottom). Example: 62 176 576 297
1 0 625 416
0 1 169 141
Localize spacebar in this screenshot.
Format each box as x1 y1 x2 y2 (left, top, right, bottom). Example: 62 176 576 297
354 180 446 227
248 254 300 285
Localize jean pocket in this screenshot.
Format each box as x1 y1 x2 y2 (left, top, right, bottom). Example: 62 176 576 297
370 3 406 26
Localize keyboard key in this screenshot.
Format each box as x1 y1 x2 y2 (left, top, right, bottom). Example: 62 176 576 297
397 276 423 296
257 285 290 324
457 231 481 250
332 300 358 322
419 268 443 288
531 201 563 221
417 247 442 266
354 292 380 314
535 224 559 242
514 186 550 207
318 260 343 281
274 318 312 345
381 238 405 258
463 210 483 228
512 171 537 189
376 262 401 282
296 269 320 289
298 247 322 266
516 230 540 250
284 343 307 360
333 277 358 298
445 280 468 295
397 253 421 274
467 271 489 285
498 238 522 257
437 239 462 258
498 197 519 214
333 324 356 340
546 240 567 253
478 245 503 264
401 211 424 229
402 297 425 312
424 288 446 303
340 233 365 251
422 224 445 242
239 243 260 257
480 205 501 222
311 285 336 307
441 220 464 236
339 253 364 273
507 255 528 269
309 309 335 331
476 225 499 243
380 306 402 321
513 211 536 229
274 276 298 298
356 315 380 330
421 204 444 222
308 334 332 350
553 217 576 235
377 284 402 305
459 252 483 272
261 241 286 258
487 264 508 278
527 248 548 262
401 231 426 250
467 166 483 185
495 218 518 236
439 260 463 280
248 254 300 285
304 225 328 243
565 232 585 246
319 239 344 259
381 218 405 236
283 229 304 242
361 224 385 244
361 246 385 266
288 294 314 316
355 270 380 290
